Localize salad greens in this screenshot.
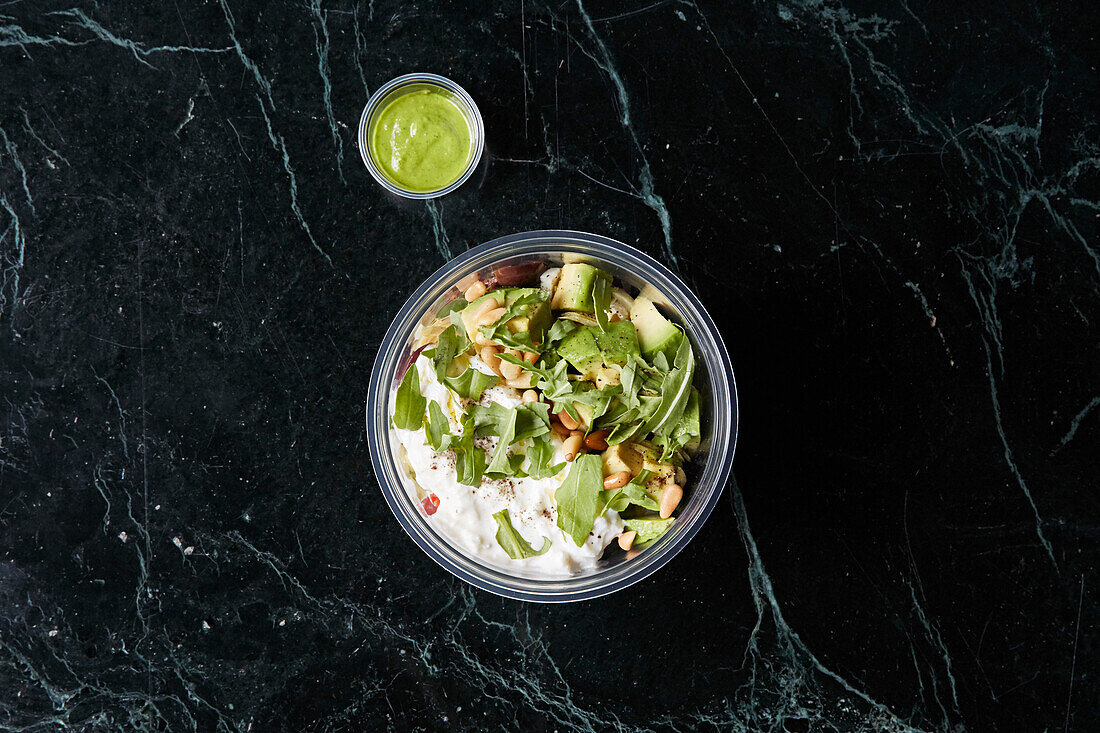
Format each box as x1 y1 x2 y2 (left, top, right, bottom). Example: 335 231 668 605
392 364 426 430
396 261 704 559
492 510 551 559
554 455 603 547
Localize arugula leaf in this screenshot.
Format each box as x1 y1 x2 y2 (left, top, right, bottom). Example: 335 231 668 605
545 318 578 346
423 324 469 381
477 291 550 352
654 387 701 461
606 396 661 446
392 364 427 429
597 480 659 516
468 402 551 442
502 353 568 395
525 433 566 479
450 412 486 487
652 351 671 373
554 455 603 546
438 297 468 318
479 325 544 353
572 384 621 425
642 334 695 437
443 368 499 400
595 401 635 429
492 510 551 559
592 276 612 332
618 358 641 410
424 400 449 450
507 453 529 477
485 407 517 474
448 308 467 333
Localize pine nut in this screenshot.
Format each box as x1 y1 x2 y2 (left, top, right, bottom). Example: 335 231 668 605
522 390 539 404
557 409 579 431
584 429 609 450
479 346 502 376
603 471 630 490
562 433 584 462
473 331 493 347
455 272 481 291
477 306 506 328
617 530 636 551
550 422 571 439
508 372 533 389
463 281 488 302
470 298 497 325
659 484 683 519
498 349 522 380
625 549 640 560
522 351 539 364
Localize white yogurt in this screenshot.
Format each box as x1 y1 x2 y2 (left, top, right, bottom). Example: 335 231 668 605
392 354 622 573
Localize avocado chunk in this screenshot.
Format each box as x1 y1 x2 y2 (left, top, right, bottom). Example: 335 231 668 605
551 263 610 312
460 288 550 343
642 458 676 501
624 516 675 547
556 322 640 377
631 296 682 359
602 443 644 476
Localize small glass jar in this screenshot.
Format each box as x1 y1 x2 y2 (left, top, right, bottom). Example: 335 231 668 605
366 231 739 602
358 73 484 199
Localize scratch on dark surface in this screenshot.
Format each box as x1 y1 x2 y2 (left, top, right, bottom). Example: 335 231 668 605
218 0 276 109
425 200 452 261
93 368 131 461
589 0 672 23
256 95 331 265
215 1 331 264
46 8 234 66
727 478 926 731
309 0 346 183
520 0 528 139
173 97 195 137
959 256 1057 568
19 107 69 167
1054 396 1100 453
686 0 834 216
903 280 953 364
1064 574 1085 732
352 3 371 98
573 0 677 271
0 126 36 214
0 194 27 323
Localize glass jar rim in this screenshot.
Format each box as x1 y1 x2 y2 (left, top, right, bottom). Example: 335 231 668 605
357 73 485 200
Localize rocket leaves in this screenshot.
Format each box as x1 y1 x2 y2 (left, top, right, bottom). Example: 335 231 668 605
555 455 603 547
492 510 551 559
392 364 426 430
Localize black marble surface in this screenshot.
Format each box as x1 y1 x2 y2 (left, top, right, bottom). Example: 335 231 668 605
1 1 1097 730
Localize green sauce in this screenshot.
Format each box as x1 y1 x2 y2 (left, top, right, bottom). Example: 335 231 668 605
369 89 474 192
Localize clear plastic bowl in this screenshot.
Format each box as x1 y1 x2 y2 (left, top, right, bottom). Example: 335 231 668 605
366 231 738 602
357 73 485 199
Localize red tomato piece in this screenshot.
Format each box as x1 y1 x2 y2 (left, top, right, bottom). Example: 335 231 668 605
421 493 440 516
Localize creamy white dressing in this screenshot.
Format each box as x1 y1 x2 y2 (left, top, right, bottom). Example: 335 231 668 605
392 354 622 574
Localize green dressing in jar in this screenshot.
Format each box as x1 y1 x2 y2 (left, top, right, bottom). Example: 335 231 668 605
369 89 474 192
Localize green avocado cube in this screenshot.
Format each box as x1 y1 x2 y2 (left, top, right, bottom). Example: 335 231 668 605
551 263 610 313
630 296 682 359
624 515 675 547
556 322 640 376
